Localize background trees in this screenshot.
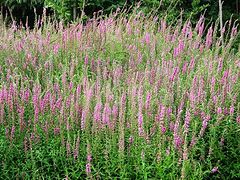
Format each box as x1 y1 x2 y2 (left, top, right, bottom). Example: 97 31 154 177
0 0 239 26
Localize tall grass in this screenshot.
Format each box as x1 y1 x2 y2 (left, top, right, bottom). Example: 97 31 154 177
0 9 239 179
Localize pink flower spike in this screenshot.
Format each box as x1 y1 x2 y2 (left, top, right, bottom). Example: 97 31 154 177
211 167 218 173
86 163 91 174
236 116 240 124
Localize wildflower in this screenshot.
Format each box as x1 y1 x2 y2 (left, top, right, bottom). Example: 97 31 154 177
54 127 60 136
161 126 166 134
205 26 213 48
10 126 15 140
86 163 91 174
53 43 60 54
129 136 134 144
145 91 151 110
229 105 234 115
138 113 144 136
73 135 80 160
236 116 240 124
84 55 89 66
87 154 92 162
184 109 191 135
66 140 71 157
94 102 102 123
211 167 218 173
217 107 222 115
174 135 182 149
166 147 170 156
199 114 211 137
145 33 150 44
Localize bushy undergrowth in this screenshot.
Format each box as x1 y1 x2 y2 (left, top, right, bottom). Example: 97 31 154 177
0 10 239 179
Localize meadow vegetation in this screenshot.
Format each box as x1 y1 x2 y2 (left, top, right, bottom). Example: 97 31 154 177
0 8 240 179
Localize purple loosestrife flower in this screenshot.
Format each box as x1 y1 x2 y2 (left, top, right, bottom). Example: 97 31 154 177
178 40 185 52
210 77 216 93
189 89 196 110
10 126 15 141
129 136 134 144
138 112 144 136
161 126 166 134
24 89 30 102
182 62 188 74
221 70 229 84
183 146 188 161
94 102 102 123
18 106 25 132
112 104 118 119
167 107 172 118
170 67 179 82
86 163 91 174
84 55 89 66
53 83 60 94
236 116 240 124
102 103 111 126
166 147 170 156
0 89 4 124
126 22 132 35
229 105 234 116
145 33 150 45
5 128 9 139
220 137 224 146
74 135 80 160
24 136 28 153
211 167 218 173
62 71 67 88
190 135 196 147
138 86 143 111
137 51 143 64
189 57 195 71
69 82 73 91
217 58 223 73
56 96 62 110
174 135 182 149
205 26 213 48
145 91 151 110
66 140 71 157
86 143 92 175
76 85 82 97
196 16 205 36
54 127 60 136
184 110 191 135
199 114 211 137
34 106 39 125
32 85 41 108
173 47 179 58
66 95 72 108
53 43 60 54
231 26 238 37
182 21 190 35
81 110 87 130
217 107 222 115
87 154 92 162
169 121 174 132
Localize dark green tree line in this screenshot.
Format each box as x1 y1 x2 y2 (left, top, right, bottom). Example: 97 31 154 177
0 0 239 26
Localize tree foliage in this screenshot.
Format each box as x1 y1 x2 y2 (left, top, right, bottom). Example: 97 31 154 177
0 0 239 25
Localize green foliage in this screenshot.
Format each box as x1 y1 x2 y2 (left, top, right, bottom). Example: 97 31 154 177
1 0 43 9
44 0 73 21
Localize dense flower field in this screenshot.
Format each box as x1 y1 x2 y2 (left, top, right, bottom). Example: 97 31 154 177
0 10 239 179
